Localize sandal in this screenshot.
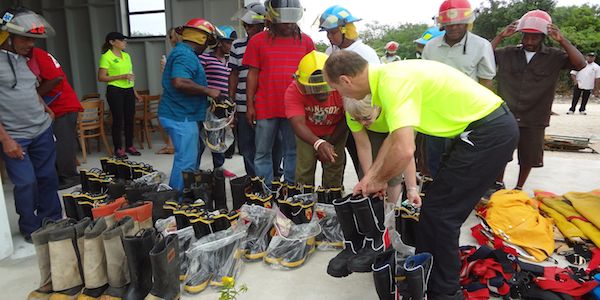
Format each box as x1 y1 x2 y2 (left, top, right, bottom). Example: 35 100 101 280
156 147 174 155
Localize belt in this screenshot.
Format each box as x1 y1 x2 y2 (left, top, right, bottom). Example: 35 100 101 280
466 103 509 131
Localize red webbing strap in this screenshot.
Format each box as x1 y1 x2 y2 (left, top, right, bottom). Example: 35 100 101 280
586 248 600 273
463 288 489 300
535 267 599 297
567 215 591 223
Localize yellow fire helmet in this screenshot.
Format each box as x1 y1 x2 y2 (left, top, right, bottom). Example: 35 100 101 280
294 50 333 95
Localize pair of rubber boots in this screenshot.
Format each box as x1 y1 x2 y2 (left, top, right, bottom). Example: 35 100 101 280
231 176 277 210
100 157 155 180
80 169 113 194
372 250 434 300
242 205 276 261
190 209 240 239
327 194 386 277
277 193 316 225
264 235 316 268
182 168 227 210
316 186 343 204
184 230 243 294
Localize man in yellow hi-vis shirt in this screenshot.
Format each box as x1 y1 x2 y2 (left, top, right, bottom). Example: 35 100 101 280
324 50 519 299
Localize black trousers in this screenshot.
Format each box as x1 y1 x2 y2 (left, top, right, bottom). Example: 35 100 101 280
53 112 79 181
106 85 135 151
570 87 591 112
415 112 519 296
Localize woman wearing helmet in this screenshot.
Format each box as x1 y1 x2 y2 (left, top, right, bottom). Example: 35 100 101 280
0 6 62 246
491 10 585 193
243 0 315 186
158 18 222 192
381 41 401 63
284 50 347 188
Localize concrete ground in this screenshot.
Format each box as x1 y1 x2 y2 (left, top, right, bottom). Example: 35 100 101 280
1 102 599 299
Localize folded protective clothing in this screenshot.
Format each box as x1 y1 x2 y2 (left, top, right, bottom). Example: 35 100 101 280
539 203 586 242
485 190 554 262
564 192 600 231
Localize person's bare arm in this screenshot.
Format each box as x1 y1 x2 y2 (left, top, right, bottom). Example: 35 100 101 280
97 68 132 83
0 123 24 160
492 21 518 50
290 115 337 163
37 77 62 96
229 68 239 101
547 24 586 70
246 67 259 126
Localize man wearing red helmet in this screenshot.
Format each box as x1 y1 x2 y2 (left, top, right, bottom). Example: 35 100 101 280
381 41 401 64
158 18 222 192
491 10 585 191
422 0 497 179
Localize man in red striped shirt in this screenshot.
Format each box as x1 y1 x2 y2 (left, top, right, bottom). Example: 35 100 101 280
243 0 315 185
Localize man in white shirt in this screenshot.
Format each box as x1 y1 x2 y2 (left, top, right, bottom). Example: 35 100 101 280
568 52 600 115
318 5 379 180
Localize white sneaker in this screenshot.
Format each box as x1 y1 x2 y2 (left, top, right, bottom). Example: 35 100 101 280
579 111 587 115
566 111 574 115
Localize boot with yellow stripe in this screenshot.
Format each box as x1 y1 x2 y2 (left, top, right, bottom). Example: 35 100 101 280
48 218 91 300
183 240 213 294
278 194 317 268
245 193 273 209
28 219 70 300
315 203 344 249
241 205 276 261
75 193 108 221
77 218 110 299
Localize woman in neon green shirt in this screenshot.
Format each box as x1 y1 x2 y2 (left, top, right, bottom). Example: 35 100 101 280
97 31 141 158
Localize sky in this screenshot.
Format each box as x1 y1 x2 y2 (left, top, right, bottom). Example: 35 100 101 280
128 0 596 39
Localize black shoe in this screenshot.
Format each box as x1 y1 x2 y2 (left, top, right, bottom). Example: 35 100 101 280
59 176 81 190
126 146 142 156
24 234 33 243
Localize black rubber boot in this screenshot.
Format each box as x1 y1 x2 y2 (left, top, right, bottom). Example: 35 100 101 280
191 182 212 207
143 189 179 223
212 168 227 210
327 195 364 278
372 249 396 300
76 193 108 220
147 235 181 300
316 187 328 204
402 252 434 300
191 216 215 239
348 195 385 273
123 228 158 300
230 175 249 210
125 182 156 204
62 193 79 220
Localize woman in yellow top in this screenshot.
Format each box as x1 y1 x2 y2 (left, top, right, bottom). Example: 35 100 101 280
97 31 141 158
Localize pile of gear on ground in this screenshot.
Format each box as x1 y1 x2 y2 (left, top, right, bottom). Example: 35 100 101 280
25 156 600 299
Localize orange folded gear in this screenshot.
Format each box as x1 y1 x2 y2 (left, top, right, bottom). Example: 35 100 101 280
92 197 127 219
114 201 153 230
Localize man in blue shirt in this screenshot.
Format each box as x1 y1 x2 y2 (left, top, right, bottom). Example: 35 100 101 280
159 18 221 191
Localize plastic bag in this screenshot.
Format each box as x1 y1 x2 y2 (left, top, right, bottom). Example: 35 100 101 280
315 203 343 250
184 224 248 294
239 204 277 261
264 206 321 269
383 201 414 257
133 171 166 186
168 226 196 281
155 216 177 235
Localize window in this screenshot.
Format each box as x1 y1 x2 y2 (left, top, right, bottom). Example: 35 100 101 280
126 0 166 37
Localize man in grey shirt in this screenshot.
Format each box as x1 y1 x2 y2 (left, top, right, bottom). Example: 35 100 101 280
0 7 61 242
421 0 496 179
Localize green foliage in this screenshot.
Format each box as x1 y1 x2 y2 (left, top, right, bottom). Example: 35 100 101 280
315 41 329 53
360 22 429 59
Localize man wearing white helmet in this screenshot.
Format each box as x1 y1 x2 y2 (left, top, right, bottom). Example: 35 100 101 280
0 7 62 242
491 10 585 191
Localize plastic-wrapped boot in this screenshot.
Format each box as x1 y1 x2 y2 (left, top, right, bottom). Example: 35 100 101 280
401 253 433 300
190 182 212 207
62 194 79 220
244 213 273 261
212 168 227 210
327 195 365 278
123 228 158 300
145 235 180 300
173 205 191 230
101 216 135 299
28 220 70 300
77 218 110 300
48 218 91 300
210 239 239 286
264 236 295 266
327 187 343 204
114 201 154 232
301 184 314 194
246 193 273 209
316 187 328 204
191 216 215 239
347 195 385 273
184 245 213 294
173 227 195 282
315 203 343 248
280 236 316 268
125 183 156 205
143 189 179 223
230 175 249 210
372 250 396 300
289 194 316 225
210 210 232 232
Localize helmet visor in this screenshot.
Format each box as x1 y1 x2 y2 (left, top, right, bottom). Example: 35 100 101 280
2 11 55 38
296 74 333 95
516 16 549 35
232 8 265 24
268 7 303 23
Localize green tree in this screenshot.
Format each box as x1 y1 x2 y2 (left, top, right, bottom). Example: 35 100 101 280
360 22 429 59
315 41 329 52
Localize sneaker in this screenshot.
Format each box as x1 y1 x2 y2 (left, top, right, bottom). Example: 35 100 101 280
126 146 141 156
115 148 128 159
579 111 587 115
223 169 236 178
566 111 574 115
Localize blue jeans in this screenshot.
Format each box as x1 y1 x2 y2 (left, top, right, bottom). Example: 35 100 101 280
0 127 61 236
198 140 225 168
160 117 199 192
236 112 256 176
254 118 295 184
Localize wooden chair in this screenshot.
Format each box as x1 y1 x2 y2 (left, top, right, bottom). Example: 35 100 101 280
137 95 169 149
78 99 112 163
81 93 100 101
